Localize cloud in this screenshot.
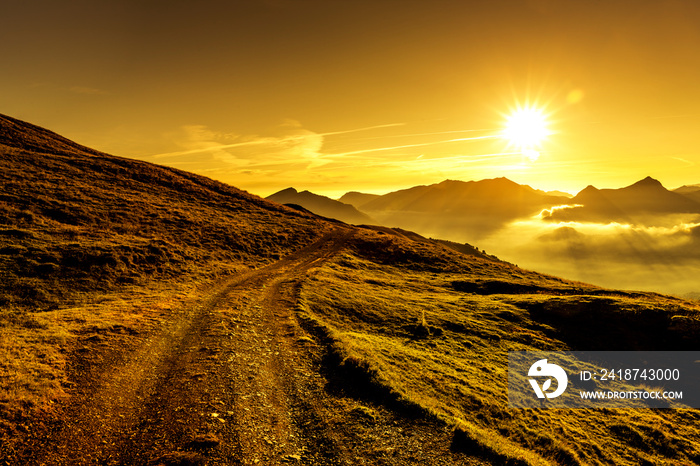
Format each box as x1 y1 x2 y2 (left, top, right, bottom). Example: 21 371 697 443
472 215 700 296
538 204 583 219
670 156 696 168
160 120 324 169
153 121 409 164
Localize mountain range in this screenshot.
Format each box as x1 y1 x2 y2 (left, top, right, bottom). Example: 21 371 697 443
357 178 571 238
272 178 574 240
545 176 700 223
277 176 700 239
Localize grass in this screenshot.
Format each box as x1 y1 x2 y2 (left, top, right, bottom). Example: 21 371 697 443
298 227 700 465
0 279 208 432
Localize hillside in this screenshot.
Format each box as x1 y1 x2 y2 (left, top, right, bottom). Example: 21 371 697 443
0 113 331 462
267 187 376 225
0 114 332 311
300 228 700 465
2 114 700 465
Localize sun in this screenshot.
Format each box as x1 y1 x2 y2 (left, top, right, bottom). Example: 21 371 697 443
502 106 551 161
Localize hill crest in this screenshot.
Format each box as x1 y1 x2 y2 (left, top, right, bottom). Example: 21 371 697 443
0 113 103 157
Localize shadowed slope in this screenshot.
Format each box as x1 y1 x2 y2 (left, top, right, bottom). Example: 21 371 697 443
362 178 568 213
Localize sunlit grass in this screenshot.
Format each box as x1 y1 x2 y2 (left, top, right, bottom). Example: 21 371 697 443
299 231 700 465
0 280 208 425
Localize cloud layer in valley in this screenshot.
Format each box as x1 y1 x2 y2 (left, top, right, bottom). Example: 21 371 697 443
476 213 700 297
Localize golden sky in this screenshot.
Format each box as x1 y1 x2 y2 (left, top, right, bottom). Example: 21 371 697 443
4 0 700 197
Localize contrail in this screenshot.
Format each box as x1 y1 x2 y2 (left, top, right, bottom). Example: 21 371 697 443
327 135 499 157
150 140 274 159
310 152 521 172
318 122 407 136
356 128 498 141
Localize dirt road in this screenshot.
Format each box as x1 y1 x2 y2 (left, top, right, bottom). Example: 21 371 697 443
11 229 353 465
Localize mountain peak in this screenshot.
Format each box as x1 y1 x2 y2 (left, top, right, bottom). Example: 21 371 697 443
271 187 298 196
438 179 469 186
577 185 599 195
628 176 664 190
483 176 516 184
674 184 700 194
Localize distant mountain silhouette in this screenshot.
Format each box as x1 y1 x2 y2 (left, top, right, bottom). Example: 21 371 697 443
359 178 570 239
542 190 574 199
362 178 568 212
267 188 376 225
674 184 700 203
338 191 380 209
674 184 700 194
546 176 700 223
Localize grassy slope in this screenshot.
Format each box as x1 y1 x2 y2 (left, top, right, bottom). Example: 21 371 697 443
0 114 328 435
299 227 700 465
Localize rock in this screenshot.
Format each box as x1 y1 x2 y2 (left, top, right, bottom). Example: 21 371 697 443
188 432 221 449
150 451 206 465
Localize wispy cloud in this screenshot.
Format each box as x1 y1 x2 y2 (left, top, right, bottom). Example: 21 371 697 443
150 122 407 160
69 86 108 95
670 156 696 167
355 128 498 141
327 135 499 158
320 122 407 137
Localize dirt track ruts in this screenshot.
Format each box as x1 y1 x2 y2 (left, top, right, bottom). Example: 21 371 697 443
19 228 355 465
